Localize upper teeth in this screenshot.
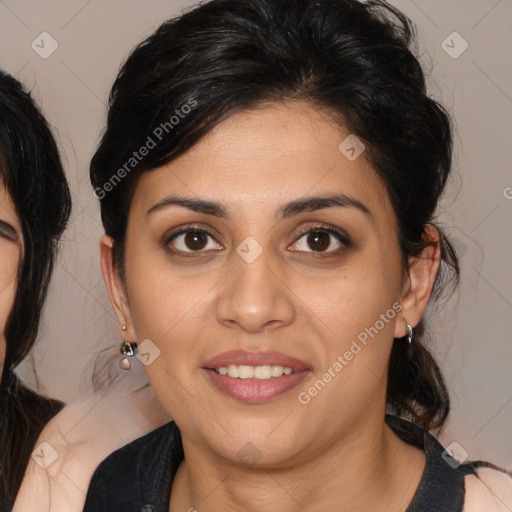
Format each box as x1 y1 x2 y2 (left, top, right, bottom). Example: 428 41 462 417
216 365 294 379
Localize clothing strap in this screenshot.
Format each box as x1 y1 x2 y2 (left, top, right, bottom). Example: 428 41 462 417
385 414 474 512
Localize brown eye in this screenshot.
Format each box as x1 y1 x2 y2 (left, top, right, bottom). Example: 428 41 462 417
165 227 222 254
183 230 208 250
306 231 331 252
289 226 351 254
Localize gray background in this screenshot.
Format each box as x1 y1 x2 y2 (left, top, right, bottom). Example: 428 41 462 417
0 0 510 467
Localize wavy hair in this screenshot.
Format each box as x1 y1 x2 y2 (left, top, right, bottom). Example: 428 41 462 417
91 0 458 434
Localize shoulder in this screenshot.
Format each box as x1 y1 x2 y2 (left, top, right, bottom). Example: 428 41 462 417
463 462 512 512
13 397 108 512
385 414 512 512
13 389 170 512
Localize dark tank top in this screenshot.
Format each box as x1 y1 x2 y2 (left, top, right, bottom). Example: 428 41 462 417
82 413 504 512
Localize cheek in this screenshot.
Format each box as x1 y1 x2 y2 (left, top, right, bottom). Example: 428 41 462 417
297 247 403 397
124 265 219 418
124 249 220 366
0 245 19 350
302 250 402 340
126 260 213 334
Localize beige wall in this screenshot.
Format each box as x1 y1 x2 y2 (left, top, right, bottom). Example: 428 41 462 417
1 0 510 467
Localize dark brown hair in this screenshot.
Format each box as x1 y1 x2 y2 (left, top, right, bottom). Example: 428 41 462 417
91 0 458 433
0 70 71 510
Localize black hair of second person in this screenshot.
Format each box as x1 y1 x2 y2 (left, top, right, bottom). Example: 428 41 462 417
90 0 459 433
0 71 71 511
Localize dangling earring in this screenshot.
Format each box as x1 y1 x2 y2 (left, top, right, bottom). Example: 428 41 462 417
406 323 414 345
119 325 138 370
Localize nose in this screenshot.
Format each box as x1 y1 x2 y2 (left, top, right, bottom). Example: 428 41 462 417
215 243 295 333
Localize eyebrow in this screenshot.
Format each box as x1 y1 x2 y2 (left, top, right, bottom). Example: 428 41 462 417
147 193 373 221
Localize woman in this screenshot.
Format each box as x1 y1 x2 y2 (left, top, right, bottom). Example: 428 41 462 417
0 70 169 512
0 70 71 511
84 0 512 510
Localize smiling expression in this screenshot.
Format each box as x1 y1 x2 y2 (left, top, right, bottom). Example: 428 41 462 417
104 100 422 467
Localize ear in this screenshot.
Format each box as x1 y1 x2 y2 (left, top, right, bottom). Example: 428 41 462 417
394 225 442 338
100 235 135 340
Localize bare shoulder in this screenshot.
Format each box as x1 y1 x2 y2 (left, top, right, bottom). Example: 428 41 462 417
12 384 170 512
12 396 111 512
463 463 512 512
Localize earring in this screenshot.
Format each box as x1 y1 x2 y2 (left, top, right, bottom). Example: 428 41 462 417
119 325 138 370
406 323 414 345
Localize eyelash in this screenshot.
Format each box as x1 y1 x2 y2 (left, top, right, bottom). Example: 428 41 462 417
162 224 351 258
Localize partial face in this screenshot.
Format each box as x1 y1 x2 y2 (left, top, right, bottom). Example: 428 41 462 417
112 101 410 466
0 182 22 366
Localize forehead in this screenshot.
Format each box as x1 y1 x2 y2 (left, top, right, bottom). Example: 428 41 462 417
132 101 395 226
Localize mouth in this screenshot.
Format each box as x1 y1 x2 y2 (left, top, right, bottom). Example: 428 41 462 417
209 364 295 379
202 350 311 403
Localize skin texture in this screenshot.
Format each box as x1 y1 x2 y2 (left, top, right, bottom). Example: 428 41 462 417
12 365 171 512
101 101 441 512
0 182 22 367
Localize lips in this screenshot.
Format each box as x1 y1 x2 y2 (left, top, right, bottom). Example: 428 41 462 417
202 350 311 403
202 350 310 372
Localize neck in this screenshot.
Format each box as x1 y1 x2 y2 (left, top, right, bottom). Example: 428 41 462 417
170 415 425 512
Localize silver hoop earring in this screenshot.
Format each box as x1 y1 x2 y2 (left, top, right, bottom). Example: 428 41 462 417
119 325 138 370
406 323 414 345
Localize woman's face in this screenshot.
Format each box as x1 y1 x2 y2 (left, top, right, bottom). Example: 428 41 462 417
104 101 433 466
0 182 22 365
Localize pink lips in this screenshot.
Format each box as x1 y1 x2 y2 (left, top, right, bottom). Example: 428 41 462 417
203 350 310 372
202 350 311 404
